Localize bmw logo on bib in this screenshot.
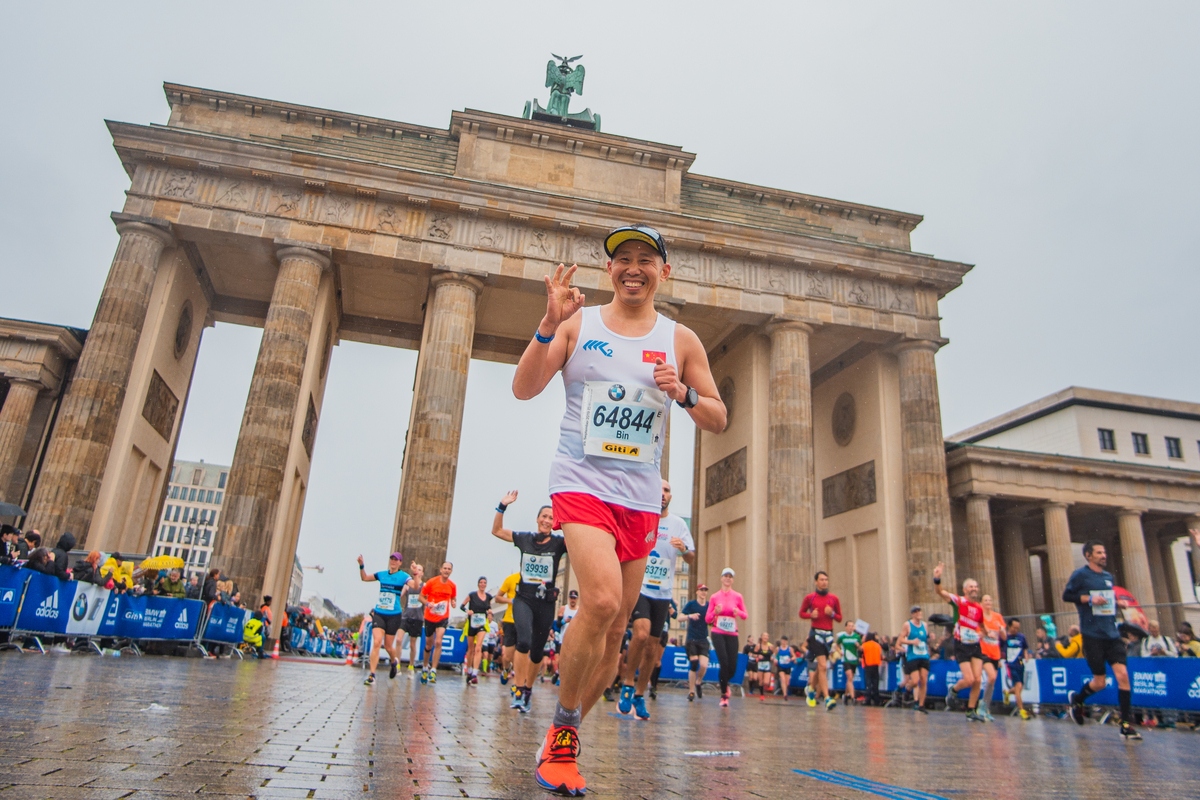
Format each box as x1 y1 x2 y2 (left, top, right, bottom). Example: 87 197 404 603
608 384 626 401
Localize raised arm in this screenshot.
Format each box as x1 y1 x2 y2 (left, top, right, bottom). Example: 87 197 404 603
932 562 954 604
491 490 519 543
356 555 377 583
512 264 584 400
654 325 726 434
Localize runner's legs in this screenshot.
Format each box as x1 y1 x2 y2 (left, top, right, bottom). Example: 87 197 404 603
554 523 645 722
368 626 385 674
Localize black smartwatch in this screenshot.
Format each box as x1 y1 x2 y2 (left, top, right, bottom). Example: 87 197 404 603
678 386 699 409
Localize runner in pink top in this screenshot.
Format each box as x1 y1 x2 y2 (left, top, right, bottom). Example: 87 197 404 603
705 568 748 706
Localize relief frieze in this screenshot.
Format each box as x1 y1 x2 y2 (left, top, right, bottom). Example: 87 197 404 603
705 446 747 507
822 460 876 518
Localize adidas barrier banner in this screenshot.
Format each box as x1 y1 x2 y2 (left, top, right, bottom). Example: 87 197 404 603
1035 657 1200 712
16 570 72 634
787 660 901 693
65 583 114 636
0 565 26 628
202 603 250 644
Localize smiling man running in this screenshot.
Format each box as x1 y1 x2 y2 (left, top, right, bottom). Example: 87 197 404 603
512 224 726 796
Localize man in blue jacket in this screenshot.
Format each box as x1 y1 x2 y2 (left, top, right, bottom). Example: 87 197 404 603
1063 540 1140 740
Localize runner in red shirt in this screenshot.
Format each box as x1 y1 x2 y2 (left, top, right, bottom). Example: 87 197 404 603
419 562 457 684
799 570 842 711
932 561 987 722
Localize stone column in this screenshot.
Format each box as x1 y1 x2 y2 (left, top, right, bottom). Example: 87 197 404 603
26 215 173 540
1042 502 1074 616
393 272 483 571
215 244 330 607
764 319 816 642
1145 526 1172 631
963 494 999 601
997 516 1035 616
0 380 41 502
1157 532 1184 634
1116 508 1157 621
895 340 955 607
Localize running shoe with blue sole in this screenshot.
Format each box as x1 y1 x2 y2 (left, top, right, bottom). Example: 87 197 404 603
632 695 650 720
1067 690 1086 725
618 685 635 715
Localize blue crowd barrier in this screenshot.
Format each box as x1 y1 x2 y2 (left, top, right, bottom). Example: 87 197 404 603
0 566 207 644
0 565 26 628
202 602 249 644
1034 657 1200 711
656 645 747 685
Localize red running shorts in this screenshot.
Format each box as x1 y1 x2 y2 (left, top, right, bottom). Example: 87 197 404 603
550 492 659 563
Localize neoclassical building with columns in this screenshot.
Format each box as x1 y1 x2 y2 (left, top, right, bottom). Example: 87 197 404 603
8 82 979 638
947 387 1200 634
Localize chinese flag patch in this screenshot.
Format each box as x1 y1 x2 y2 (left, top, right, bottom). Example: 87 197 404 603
643 350 667 364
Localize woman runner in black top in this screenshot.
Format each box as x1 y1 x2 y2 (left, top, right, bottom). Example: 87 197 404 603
461 577 493 684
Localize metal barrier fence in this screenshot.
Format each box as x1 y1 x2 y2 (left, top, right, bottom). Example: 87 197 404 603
0 564 248 657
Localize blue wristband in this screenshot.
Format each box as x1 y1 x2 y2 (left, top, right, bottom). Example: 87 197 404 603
534 330 554 344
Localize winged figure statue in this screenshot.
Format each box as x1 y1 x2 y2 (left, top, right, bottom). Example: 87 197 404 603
523 53 600 131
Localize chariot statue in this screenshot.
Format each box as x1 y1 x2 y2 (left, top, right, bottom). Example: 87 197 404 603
523 54 601 131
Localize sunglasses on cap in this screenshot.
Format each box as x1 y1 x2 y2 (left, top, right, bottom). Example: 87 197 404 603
603 225 668 262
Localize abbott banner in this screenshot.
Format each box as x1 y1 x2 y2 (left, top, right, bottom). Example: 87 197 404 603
65 583 114 636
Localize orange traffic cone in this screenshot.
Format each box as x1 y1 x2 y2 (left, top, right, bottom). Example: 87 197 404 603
271 638 280 659
345 644 355 666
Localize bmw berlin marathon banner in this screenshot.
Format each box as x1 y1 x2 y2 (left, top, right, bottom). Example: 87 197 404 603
2 566 205 641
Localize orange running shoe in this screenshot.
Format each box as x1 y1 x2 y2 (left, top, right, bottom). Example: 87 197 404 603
535 724 586 796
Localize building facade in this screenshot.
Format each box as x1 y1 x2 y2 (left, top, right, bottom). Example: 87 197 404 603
16 80 970 639
152 460 228 580
946 387 1200 634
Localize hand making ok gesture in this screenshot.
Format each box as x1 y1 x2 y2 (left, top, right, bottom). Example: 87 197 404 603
541 264 586 334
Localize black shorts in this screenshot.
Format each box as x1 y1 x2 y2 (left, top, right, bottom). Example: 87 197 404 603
468 625 486 638
686 638 710 659
400 616 423 637
842 660 858 672
502 621 517 648
954 640 983 663
1083 635 1126 676
371 611 403 637
1007 662 1025 685
983 658 1001 671
903 657 930 675
631 595 672 638
807 628 834 658
423 620 447 640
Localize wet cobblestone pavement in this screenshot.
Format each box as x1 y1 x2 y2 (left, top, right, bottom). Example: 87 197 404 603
0 655 1196 799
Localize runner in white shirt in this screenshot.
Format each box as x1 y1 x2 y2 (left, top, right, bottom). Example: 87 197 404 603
512 225 725 796
617 480 694 720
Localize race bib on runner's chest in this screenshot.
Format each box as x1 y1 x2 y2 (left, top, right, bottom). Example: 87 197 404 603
430 601 448 616
716 616 737 633
643 554 670 589
470 613 486 629
580 381 667 463
779 654 792 666
912 642 928 657
407 594 423 609
1092 589 1116 616
376 593 397 612
958 626 979 644
521 553 554 584
814 629 833 645
757 660 770 672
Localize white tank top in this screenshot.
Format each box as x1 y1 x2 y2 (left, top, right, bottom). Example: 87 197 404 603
548 305 677 513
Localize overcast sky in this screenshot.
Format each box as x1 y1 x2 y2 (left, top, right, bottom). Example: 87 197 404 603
3 3 1197 613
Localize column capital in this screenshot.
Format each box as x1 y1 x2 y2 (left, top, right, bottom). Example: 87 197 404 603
892 337 948 356
430 268 485 296
763 316 817 338
5 378 44 393
966 492 993 501
1116 507 1146 519
274 239 332 272
111 212 174 248
1041 500 1070 511
653 297 686 321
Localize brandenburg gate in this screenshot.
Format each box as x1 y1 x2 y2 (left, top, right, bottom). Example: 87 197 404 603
22 80 971 638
